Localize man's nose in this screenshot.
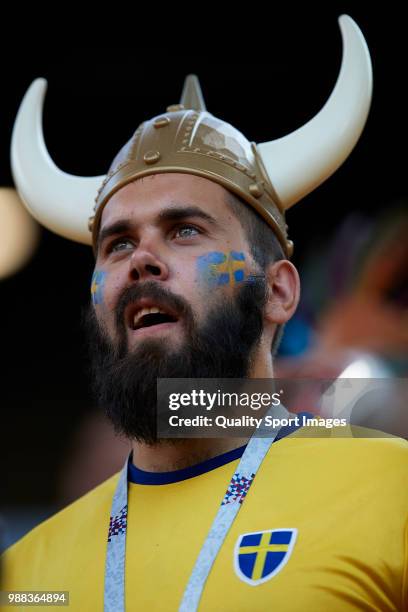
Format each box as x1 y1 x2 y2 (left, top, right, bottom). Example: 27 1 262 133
128 242 169 282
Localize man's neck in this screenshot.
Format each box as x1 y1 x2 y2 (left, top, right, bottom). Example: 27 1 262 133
131 437 249 472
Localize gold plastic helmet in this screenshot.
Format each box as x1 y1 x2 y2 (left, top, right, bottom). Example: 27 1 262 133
11 15 372 258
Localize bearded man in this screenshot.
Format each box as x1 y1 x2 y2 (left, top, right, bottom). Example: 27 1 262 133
2 16 407 612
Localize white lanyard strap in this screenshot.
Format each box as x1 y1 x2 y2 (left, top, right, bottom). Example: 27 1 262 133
179 404 288 611
104 458 128 612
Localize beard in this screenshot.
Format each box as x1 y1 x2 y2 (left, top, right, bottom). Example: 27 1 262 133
83 276 267 444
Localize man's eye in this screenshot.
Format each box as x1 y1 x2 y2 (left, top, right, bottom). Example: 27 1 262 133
109 238 134 253
174 225 200 239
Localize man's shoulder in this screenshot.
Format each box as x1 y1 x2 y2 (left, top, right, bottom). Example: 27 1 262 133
270 424 408 476
265 425 408 488
282 416 408 444
2 470 120 561
285 422 408 450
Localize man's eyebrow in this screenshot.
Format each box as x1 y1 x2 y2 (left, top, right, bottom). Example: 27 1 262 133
97 220 134 253
156 205 218 226
97 206 219 252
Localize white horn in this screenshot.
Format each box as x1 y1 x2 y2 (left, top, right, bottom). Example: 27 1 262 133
11 78 105 245
257 15 373 210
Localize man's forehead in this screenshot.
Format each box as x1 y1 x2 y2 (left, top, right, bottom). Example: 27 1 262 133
99 172 230 227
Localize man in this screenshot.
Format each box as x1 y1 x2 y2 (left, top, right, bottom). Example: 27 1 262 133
2 16 407 611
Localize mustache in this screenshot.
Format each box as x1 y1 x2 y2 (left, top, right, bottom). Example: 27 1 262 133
114 280 195 335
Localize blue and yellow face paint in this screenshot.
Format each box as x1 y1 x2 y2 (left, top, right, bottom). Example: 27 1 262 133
91 270 106 305
197 251 247 287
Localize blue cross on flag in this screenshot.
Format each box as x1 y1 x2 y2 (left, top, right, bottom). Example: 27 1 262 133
234 529 297 585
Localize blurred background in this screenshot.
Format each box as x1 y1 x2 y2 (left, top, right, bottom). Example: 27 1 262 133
1 8 407 549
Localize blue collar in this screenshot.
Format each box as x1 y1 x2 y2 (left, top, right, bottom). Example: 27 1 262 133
128 444 247 485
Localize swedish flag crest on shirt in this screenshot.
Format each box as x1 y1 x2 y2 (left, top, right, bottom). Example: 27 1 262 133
234 529 297 585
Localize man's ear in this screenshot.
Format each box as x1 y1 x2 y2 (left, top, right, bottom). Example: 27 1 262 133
264 260 300 325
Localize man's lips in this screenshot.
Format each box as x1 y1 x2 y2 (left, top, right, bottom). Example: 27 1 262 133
128 320 179 339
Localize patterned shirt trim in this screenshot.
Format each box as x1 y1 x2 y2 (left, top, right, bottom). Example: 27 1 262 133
108 504 128 542
221 473 256 505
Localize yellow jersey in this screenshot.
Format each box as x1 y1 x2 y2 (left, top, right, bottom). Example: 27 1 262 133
2 427 407 611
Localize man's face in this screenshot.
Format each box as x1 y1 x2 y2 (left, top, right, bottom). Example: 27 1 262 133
87 173 268 442
93 173 260 350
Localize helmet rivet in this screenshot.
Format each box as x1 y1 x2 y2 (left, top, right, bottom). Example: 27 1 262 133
166 104 185 112
154 117 171 129
144 151 161 164
249 182 264 198
287 240 294 257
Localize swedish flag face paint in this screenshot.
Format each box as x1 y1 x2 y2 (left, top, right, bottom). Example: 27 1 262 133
91 270 107 305
197 251 247 287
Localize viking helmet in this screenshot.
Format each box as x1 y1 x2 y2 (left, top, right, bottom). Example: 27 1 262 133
11 15 372 258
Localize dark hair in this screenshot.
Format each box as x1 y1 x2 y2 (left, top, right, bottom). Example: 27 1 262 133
224 191 286 356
